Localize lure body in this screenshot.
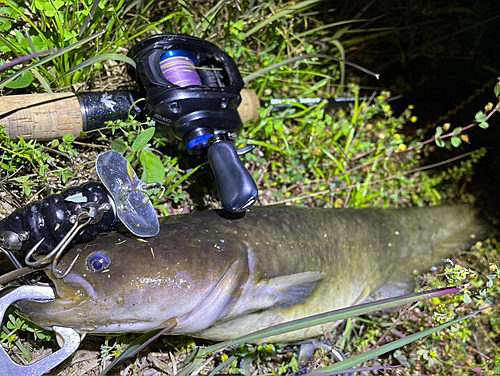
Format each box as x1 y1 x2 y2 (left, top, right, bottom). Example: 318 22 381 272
0 182 116 255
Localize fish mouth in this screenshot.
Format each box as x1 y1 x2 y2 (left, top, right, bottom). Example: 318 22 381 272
20 268 94 309
51 271 97 301
15 270 96 329
38 267 97 309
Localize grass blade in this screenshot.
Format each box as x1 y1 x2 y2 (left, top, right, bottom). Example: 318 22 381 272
57 53 136 80
331 40 345 95
313 365 401 375
204 286 463 354
243 54 379 84
0 50 54 72
25 31 52 93
248 139 287 154
295 19 367 38
208 355 237 376
177 287 464 374
0 32 104 89
241 0 322 39
79 0 102 36
164 162 208 198
302 77 329 97
308 307 492 373
99 318 178 376
176 347 203 376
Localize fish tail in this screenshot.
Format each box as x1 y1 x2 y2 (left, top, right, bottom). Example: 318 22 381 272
371 204 491 300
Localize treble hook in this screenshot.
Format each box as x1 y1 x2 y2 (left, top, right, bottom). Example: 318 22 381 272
23 238 49 268
51 202 111 279
0 285 81 376
24 215 87 269
49 214 91 279
51 249 80 279
23 214 85 278
24 202 111 279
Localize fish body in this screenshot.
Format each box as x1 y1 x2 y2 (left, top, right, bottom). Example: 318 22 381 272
17 205 489 342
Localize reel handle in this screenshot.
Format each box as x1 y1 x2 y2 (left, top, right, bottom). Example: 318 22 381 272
207 140 258 212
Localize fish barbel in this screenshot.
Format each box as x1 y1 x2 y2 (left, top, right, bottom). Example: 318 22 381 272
17 204 489 342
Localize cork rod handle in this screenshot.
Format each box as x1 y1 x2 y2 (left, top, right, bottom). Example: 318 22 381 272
238 89 260 123
0 93 83 141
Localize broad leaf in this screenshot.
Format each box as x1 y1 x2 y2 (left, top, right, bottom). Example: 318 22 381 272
132 127 155 152
140 150 165 184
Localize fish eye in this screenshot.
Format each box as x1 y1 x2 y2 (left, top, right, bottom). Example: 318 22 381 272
86 252 111 273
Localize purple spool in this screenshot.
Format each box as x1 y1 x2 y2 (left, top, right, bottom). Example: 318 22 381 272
160 50 202 87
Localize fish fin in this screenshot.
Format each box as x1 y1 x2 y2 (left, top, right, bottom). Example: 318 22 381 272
353 286 372 305
176 258 248 333
272 272 326 308
401 217 489 277
226 271 326 318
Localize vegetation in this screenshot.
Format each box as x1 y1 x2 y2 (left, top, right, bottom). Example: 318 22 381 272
0 0 499 374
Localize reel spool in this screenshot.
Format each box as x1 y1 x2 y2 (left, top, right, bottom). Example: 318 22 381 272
127 35 258 213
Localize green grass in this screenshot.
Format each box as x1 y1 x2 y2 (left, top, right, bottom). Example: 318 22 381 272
0 0 500 374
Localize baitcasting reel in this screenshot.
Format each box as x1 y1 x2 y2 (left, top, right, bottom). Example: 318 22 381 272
127 34 258 213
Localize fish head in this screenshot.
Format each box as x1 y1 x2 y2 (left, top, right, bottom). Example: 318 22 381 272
16 228 250 334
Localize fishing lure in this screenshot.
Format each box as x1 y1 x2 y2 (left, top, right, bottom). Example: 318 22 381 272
0 182 116 257
0 151 160 276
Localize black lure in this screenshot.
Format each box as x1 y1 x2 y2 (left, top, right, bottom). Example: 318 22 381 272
0 182 116 255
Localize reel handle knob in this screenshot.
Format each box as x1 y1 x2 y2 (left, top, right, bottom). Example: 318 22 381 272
207 140 258 212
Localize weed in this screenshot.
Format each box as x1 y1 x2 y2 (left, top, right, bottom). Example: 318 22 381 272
242 86 493 209
0 308 53 363
100 337 128 360
0 0 186 89
0 125 81 201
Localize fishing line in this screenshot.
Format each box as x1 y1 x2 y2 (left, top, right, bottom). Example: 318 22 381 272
160 50 203 87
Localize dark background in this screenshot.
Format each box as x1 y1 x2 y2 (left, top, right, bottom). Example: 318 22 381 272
323 0 500 213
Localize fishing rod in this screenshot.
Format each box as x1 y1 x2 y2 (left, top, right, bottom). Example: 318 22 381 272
0 91 364 142
0 89 261 141
1 35 260 213
0 34 366 213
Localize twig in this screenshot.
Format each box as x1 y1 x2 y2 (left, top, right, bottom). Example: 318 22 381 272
329 101 498 183
274 150 480 205
466 345 491 361
73 141 109 149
